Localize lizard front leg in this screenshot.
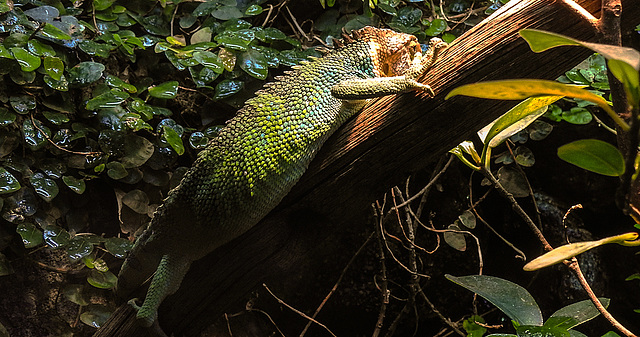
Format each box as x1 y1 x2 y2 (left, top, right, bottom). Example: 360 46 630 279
331 37 448 100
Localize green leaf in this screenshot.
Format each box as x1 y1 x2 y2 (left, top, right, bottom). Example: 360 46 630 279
106 161 128 179
93 0 116 11
515 325 570 337
43 225 71 248
162 125 185 155
23 118 51 150
446 274 543 326
87 269 117 289
425 18 448 36
10 47 41 72
239 48 268 80
0 167 21 194
104 237 133 258
68 236 95 261
148 81 178 99
444 224 466 251
557 139 624 176
214 79 243 99
562 107 592 125
43 110 70 125
105 75 137 93
120 134 154 168
86 89 130 110
16 223 44 248
27 40 55 57
190 27 212 44
63 284 90 306
40 23 72 40
30 172 59 201
10 95 37 114
193 50 224 73
446 79 628 131
548 298 610 330
68 61 105 86
62 175 86 194
0 108 16 126
43 56 64 81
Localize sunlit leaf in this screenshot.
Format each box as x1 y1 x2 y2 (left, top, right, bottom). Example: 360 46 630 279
446 79 628 131
523 233 639 271
148 81 178 99
162 125 185 155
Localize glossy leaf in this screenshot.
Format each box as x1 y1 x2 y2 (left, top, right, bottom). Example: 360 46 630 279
0 108 16 126
446 79 628 131
239 48 268 79
104 237 133 258
16 223 43 248
86 89 130 110
43 225 70 248
548 298 609 330
62 175 86 194
0 167 20 194
30 172 59 201
148 81 178 99
23 119 51 150
68 62 105 86
10 47 41 72
43 56 64 81
120 134 154 168
446 274 543 326
162 125 185 155
10 95 37 114
43 111 70 125
87 269 117 289
27 40 55 57
557 139 624 176
193 50 224 73
524 233 639 271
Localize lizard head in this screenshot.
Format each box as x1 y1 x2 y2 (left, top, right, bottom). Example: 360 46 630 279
352 26 422 77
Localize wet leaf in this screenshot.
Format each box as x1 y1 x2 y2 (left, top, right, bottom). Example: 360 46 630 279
104 237 133 258
189 131 209 149
27 40 55 57
193 50 224 73
557 139 624 176
86 89 130 110
239 48 268 79
30 172 59 201
105 75 137 93
44 74 69 91
62 175 86 194
148 81 178 99
93 0 116 11
24 5 59 22
43 56 64 81
87 269 117 289
162 125 184 155
40 23 72 41
42 110 69 125
214 79 243 100
43 225 70 248
215 34 249 51
68 61 105 86
23 118 52 151
67 236 95 261
245 4 262 15
446 274 543 326
10 95 37 114
10 47 41 72
0 108 16 126
0 167 20 194
16 222 44 248
218 47 236 71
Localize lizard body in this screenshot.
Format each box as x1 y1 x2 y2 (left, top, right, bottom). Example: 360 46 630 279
116 26 447 327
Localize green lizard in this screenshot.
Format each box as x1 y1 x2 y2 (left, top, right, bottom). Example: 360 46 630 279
116 26 447 328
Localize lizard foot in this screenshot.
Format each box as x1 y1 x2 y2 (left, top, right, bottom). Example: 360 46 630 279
128 298 168 336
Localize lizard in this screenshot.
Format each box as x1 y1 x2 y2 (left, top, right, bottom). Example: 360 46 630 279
116 26 448 328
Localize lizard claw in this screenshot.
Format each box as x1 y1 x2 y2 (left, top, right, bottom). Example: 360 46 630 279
413 82 435 97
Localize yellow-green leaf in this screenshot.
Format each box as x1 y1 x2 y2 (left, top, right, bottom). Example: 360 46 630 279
446 79 629 131
524 233 640 271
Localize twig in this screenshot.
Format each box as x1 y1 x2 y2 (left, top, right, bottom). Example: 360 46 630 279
391 155 454 212
564 259 637 337
373 201 390 337
418 287 465 336
30 114 102 156
299 232 375 337
224 313 233 337
262 283 337 337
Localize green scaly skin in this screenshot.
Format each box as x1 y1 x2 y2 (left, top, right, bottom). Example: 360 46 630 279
116 26 448 327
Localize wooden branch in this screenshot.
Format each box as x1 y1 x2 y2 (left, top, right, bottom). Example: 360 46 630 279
94 1 640 336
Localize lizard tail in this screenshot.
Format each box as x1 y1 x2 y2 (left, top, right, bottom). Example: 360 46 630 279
116 228 163 301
